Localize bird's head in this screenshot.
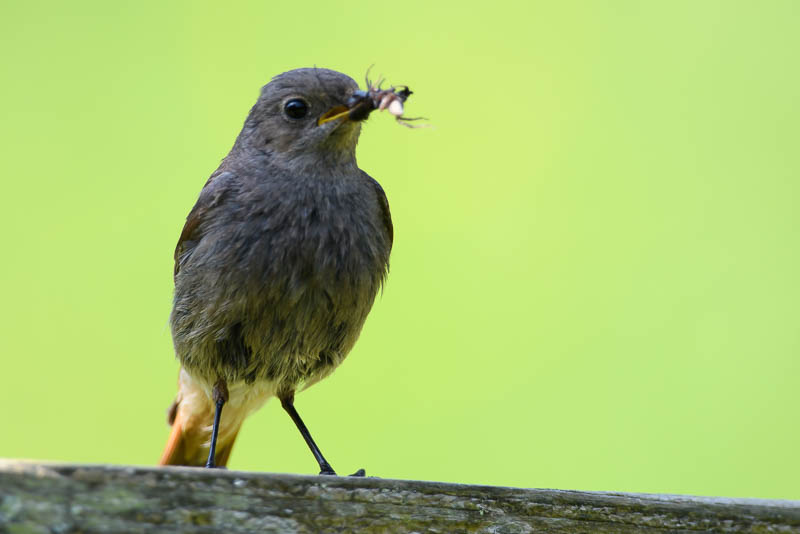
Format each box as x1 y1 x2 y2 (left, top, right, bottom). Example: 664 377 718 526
233 68 368 170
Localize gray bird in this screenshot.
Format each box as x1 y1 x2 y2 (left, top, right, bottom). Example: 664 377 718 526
158 68 393 473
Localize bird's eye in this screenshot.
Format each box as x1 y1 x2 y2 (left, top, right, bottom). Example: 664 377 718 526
284 98 309 119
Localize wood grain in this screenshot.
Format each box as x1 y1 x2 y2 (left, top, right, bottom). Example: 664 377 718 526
1 460 798 533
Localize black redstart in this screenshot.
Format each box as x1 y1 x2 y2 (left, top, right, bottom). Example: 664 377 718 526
159 68 395 474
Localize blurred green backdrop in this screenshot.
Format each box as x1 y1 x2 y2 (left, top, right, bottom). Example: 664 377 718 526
1 0 798 500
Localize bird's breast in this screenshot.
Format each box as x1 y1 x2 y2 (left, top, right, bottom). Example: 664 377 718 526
239 178 389 297
171 174 390 388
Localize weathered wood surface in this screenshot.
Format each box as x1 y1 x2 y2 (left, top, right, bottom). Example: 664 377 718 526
0 461 798 534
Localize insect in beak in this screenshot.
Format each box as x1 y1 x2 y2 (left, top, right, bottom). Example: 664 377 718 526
318 73 425 128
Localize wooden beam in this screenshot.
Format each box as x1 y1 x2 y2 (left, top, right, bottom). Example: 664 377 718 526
1 460 798 533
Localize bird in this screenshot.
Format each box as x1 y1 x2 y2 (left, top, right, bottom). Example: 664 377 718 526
158 68 394 473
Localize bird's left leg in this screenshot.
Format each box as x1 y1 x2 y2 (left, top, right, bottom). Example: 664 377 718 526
279 392 337 475
279 392 366 476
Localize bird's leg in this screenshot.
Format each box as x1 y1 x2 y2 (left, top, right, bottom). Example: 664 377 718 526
205 379 229 468
280 393 336 475
280 393 350 476
279 394 367 477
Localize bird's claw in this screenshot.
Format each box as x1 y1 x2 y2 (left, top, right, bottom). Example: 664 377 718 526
319 465 337 476
317 467 366 477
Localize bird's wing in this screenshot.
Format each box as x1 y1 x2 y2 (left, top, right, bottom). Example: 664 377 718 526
174 171 235 279
366 174 393 247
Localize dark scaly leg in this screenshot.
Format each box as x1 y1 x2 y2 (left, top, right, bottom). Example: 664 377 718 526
205 379 229 468
280 393 338 475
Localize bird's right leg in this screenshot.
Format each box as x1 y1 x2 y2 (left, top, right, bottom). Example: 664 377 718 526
205 379 229 468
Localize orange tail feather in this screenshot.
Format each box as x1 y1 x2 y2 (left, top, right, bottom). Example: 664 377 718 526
159 409 241 467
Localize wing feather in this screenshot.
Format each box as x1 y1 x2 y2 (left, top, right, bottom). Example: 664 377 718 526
174 171 235 279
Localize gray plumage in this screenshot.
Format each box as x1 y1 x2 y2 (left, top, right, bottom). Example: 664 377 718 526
170 68 393 398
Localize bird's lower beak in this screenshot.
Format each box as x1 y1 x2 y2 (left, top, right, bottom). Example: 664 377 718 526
317 105 350 126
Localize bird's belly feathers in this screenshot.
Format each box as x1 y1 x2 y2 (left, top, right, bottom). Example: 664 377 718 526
171 198 389 391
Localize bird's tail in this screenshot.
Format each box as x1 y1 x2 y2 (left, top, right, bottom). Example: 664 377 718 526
158 370 241 467
158 410 240 467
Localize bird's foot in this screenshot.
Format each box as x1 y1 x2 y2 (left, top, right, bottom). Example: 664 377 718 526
317 465 365 476
204 463 227 469
319 463 337 476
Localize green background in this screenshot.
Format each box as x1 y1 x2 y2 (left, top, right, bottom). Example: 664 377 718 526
1 1 798 500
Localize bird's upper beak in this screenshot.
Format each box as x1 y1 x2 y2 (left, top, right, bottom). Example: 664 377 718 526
317 105 350 126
